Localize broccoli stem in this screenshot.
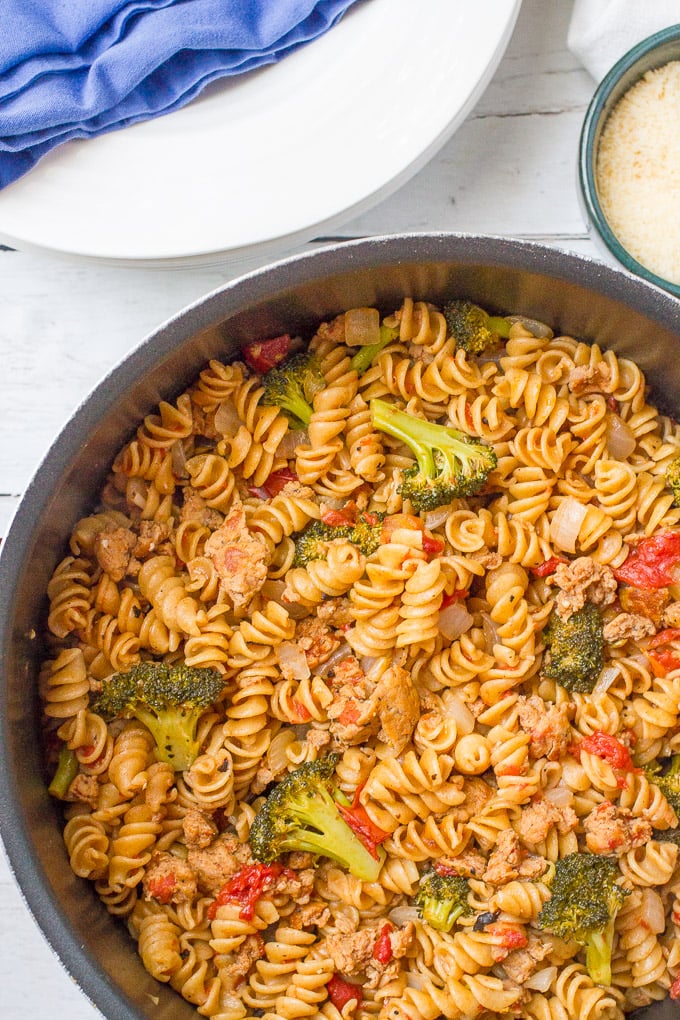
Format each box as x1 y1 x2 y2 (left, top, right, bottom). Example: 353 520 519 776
134 705 202 773
284 790 384 882
371 399 471 472
586 921 615 986
422 899 466 932
48 744 79 799
350 325 399 376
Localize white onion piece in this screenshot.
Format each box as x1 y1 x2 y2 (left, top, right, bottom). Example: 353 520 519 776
550 497 587 553
278 428 308 460
388 905 419 926
214 399 241 436
424 507 451 530
506 315 554 339
170 440 189 478
481 611 500 652
442 693 475 735
439 602 474 640
606 413 636 460
313 641 351 677
525 967 557 992
276 642 310 680
344 306 380 347
640 888 666 934
544 783 573 807
126 477 148 509
594 665 619 693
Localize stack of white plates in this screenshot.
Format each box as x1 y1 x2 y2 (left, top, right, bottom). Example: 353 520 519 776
0 0 521 267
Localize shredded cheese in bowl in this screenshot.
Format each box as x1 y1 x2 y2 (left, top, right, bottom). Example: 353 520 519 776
596 60 680 285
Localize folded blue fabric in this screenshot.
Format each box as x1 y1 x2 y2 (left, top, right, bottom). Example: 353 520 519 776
0 0 359 189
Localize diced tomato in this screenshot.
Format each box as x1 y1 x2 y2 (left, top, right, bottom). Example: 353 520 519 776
648 627 680 649
434 861 459 877
422 532 445 557
263 468 298 498
373 924 393 964
613 531 680 589
648 649 680 677
242 334 292 374
147 873 176 905
362 512 380 527
578 731 638 774
441 589 469 610
337 783 389 860
530 556 568 577
487 924 528 950
670 976 680 1000
208 863 290 921
327 974 362 1010
337 701 360 726
291 698 312 722
464 402 475 430
322 507 357 527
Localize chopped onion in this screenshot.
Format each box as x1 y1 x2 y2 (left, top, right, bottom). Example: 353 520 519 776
506 315 554 339
170 440 189 478
388 905 419 926
439 602 474 640
424 507 451 530
606 413 636 460
481 611 500 652
640 889 665 934
544 784 573 807
525 967 557 992
442 693 475 735
550 497 587 553
594 665 619 693
278 428 308 460
344 306 380 347
313 641 351 677
276 642 310 680
126 477 148 509
214 399 242 437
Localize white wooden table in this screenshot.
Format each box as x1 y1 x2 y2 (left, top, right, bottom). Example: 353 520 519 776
0 1 615 1016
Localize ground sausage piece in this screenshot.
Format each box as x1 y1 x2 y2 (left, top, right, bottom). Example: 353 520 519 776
583 801 652 855
183 807 218 850
664 600 680 628
143 851 198 904
550 557 617 620
187 833 252 894
205 504 268 610
372 664 420 755
518 798 578 846
450 777 493 824
94 526 136 582
316 597 354 628
568 362 613 395
325 928 378 976
483 829 521 885
180 488 223 529
327 657 380 747
502 933 550 984
295 617 341 670
274 867 315 905
517 695 574 761
602 612 656 645
438 849 487 879
68 774 100 807
132 520 172 560
221 934 264 991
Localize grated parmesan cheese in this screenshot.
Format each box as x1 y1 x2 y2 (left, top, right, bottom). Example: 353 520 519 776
596 60 680 284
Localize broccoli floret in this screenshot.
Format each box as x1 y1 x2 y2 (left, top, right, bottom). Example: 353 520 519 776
542 603 604 693
645 755 680 814
537 852 629 986
48 743 79 800
261 352 325 428
249 756 384 882
414 871 473 932
443 299 511 355
350 325 400 375
370 398 496 511
93 662 224 772
292 512 385 567
666 458 680 507
652 825 680 846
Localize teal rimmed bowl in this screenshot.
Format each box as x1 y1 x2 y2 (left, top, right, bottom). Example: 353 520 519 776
578 24 680 299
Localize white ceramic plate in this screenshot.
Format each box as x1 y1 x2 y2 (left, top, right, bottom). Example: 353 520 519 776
0 0 521 266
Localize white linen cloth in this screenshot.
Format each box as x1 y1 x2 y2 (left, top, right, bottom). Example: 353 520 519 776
568 0 680 81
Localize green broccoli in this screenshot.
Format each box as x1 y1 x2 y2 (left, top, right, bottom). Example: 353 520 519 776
350 324 400 376
261 352 325 428
542 603 604 693
370 398 497 511
414 871 473 932
537 852 629 986
645 755 680 814
93 662 224 772
48 743 79 800
666 457 680 507
443 299 511 355
652 825 680 846
292 512 385 567
249 756 385 882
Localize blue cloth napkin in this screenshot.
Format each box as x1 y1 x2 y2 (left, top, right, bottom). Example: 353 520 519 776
0 0 359 189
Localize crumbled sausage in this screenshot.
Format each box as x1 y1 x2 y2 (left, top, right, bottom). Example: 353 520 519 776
502 933 550 984
221 934 264 990
273 867 315 905
132 520 172 560
68 774 100 807
602 612 656 645
143 851 198 904
664 600 680 628
437 849 487 879
325 928 377 976
328 657 380 747
583 801 652 855
483 829 521 885
372 664 420 755
295 617 341 670
568 363 613 395
316 597 354 628
187 833 252 894
289 902 331 929
205 504 268 610
550 557 617 620
94 526 136 582
182 807 218 850
180 487 224 529
517 695 574 761
517 798 578 846
450 777 493 824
